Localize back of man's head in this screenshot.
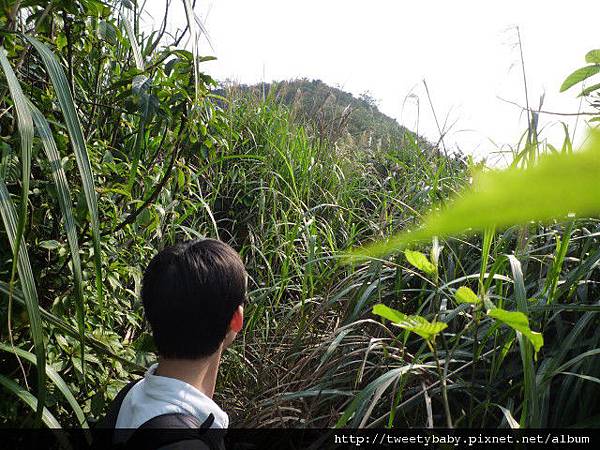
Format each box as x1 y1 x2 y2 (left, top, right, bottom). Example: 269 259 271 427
141 238 247 359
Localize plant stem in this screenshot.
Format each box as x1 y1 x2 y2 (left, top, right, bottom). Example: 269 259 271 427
430 341 453 428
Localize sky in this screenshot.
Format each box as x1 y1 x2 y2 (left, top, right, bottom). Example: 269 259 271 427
143 0 599 164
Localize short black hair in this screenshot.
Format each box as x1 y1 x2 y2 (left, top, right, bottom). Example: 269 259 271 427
141 238 247 359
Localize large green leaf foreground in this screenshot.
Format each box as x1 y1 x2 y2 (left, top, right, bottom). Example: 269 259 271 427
349 130 600 260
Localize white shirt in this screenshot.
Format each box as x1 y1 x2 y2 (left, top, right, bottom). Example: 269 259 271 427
115 363 229 440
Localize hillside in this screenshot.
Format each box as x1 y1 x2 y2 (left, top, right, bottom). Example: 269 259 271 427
222 79 434 154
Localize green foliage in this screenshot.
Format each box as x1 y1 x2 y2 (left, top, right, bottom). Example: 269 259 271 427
404 249 437 276
0 0 599 433
0 0 221 426
560 48 600 105
351 130 600 260
26 35 105 310
0 343 88 428
560 65 600 92
585 49 600 64
454 286 480 304
0 48 45 424
0 374 60 429
487 308 544 353
228 79 435 156
372 304 447 341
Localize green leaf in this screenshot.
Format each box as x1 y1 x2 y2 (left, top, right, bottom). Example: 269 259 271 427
26 35 104 310
0 343 88 428
39 240 61 250
29 100 86 383
578 82 600 97
97 20 118 45
349 130 600 260
560 371 600 386
372 303 408 323
404 249 436 275
55 34 67 52
0 47 45 424
373 304 447 341
506 255 537 426
121 15 144 70
402 316 448 340
454 286 480 304
560 65 600 92
0 374 61 429
585 49 600 64
487 308 544 353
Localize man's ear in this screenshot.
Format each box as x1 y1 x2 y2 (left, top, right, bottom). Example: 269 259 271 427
229 305 244 333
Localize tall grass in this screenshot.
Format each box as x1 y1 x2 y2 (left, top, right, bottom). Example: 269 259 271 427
0 0 599 431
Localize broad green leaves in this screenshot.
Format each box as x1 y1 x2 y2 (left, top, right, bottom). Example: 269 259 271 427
373 301 543 351
404 249 436 275
560 48 600 98
373 304 447 341
454 286 480 304
97 20 118 45
560 66 600 92
488 308 544 353
585 49 600 64
349 130 600 260
372 303 407 323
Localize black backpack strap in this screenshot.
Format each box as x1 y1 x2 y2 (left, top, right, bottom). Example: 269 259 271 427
126 413 218 449
138 412 214 429
95 379 141 429
91 379 142 450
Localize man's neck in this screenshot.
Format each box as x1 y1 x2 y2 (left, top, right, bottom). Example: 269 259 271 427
155 350 222 398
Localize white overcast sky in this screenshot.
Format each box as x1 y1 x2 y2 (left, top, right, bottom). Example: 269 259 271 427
143 0 599 163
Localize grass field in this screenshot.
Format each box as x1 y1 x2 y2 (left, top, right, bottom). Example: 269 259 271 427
0 0 599 430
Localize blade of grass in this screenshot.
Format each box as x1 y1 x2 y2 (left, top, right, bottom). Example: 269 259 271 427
507 255 537 427
335 364 434 427
25 35 104 312
0 48 45 425
121 14 145 70
479 227 495 295
0 49 31 280
28 100 86 382
543 221 574 304
182 0 200 103
0 343 89 429
0 374 60 429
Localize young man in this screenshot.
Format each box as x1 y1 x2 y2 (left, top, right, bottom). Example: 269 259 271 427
110 238 246 443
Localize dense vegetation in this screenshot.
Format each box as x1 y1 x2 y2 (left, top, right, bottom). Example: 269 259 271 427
224 79 434 155
1 0 600 431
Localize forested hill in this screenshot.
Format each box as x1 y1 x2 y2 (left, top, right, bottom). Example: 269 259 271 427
221 79 434 154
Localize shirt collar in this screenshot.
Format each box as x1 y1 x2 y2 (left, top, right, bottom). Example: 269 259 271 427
144 363 229 428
